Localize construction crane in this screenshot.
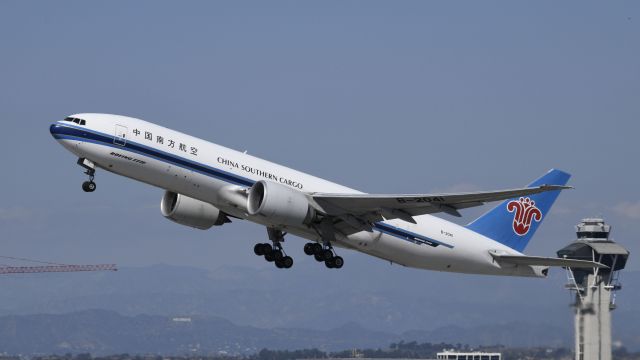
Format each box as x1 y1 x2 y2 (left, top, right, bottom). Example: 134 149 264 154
0 255 117 275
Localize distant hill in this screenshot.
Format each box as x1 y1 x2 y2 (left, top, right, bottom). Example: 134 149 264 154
0 310 576 355
0 263 637 352
0 310 397 355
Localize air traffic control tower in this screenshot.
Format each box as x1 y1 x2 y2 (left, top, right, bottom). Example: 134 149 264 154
557 218 630 360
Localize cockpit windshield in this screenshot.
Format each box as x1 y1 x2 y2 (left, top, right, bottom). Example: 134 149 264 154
63 117 86 126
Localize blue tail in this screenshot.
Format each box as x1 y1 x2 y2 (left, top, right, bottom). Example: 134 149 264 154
465 169 571 252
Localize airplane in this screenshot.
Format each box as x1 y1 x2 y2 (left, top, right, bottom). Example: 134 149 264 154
50 113 605 277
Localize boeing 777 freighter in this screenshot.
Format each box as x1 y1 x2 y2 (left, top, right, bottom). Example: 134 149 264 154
50 113 604 276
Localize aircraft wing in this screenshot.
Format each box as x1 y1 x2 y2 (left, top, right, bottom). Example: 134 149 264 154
490 254 608 269
311 184 571 227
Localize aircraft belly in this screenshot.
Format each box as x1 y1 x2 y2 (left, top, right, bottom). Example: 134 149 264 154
337 228 506 275
76 142 224 203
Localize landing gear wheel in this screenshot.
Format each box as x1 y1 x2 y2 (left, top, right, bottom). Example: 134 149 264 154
325 259 335 268
282 256 293 269
314 253 324 262
321 249 334 261
254 243 265 256
255 243 270 256
275 259 285 268
332 256 344 269
82 181 96 192
303 243 315 256
273 250 284 262
262 243 273 255
312 243 323 255
264 249 276 262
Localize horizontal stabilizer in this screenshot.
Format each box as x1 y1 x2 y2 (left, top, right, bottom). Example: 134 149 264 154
491 254 608 269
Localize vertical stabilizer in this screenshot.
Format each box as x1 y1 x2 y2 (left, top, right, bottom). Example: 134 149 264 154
466 169 571 252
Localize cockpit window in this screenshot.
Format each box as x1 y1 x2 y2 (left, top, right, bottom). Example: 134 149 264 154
62 117 86 126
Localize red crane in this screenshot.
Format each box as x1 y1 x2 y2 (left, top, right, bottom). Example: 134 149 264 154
0 255 117 275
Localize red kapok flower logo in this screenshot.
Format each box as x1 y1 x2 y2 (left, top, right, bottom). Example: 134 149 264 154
507 197 542 236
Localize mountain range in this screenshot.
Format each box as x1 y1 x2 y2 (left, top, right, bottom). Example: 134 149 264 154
0 309 571 355
0 262 637 354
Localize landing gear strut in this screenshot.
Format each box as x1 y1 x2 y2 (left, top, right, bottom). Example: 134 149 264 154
77 158 96 193
253 228 293 269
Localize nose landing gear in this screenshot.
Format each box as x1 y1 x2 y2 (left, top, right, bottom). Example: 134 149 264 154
77 158 96 193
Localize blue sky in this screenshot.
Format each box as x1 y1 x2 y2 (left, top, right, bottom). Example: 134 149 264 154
0 1 638 272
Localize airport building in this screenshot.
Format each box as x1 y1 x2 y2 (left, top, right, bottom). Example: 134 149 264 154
326 354 501 360
436 351 501 360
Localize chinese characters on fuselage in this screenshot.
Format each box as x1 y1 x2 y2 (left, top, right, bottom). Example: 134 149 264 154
132 128 198 156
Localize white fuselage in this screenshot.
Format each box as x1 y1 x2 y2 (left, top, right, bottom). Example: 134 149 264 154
50 113 544 277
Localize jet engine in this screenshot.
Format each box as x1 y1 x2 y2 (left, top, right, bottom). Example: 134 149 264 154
247 180 315 226
161 191 230 230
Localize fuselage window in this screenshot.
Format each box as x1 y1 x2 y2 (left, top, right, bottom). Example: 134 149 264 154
79 119 86 125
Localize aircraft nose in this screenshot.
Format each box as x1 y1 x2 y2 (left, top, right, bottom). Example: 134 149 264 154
50 122 61 138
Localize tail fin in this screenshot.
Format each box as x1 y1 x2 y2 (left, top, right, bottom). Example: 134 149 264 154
465 169 571 252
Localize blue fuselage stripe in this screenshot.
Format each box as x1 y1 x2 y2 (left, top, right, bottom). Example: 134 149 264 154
51 123 452 249
51 124 254 187
373 223 452 248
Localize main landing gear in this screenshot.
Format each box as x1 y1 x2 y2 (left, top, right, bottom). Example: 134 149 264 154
303 242 344 269
253 228 293 269
253 219 345 270
77 158 97 193
305 217 344 269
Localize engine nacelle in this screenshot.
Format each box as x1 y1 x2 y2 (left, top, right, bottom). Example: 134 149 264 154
247 180 315 226
161 191 230 230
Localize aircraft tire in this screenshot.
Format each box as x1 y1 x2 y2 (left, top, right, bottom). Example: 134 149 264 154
322 249 334 261
332 256 344 269
282 256 293 269
82 181 96 192
265 250 276 262
303 243 315 256
312 243 322 254
273 250 284 262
